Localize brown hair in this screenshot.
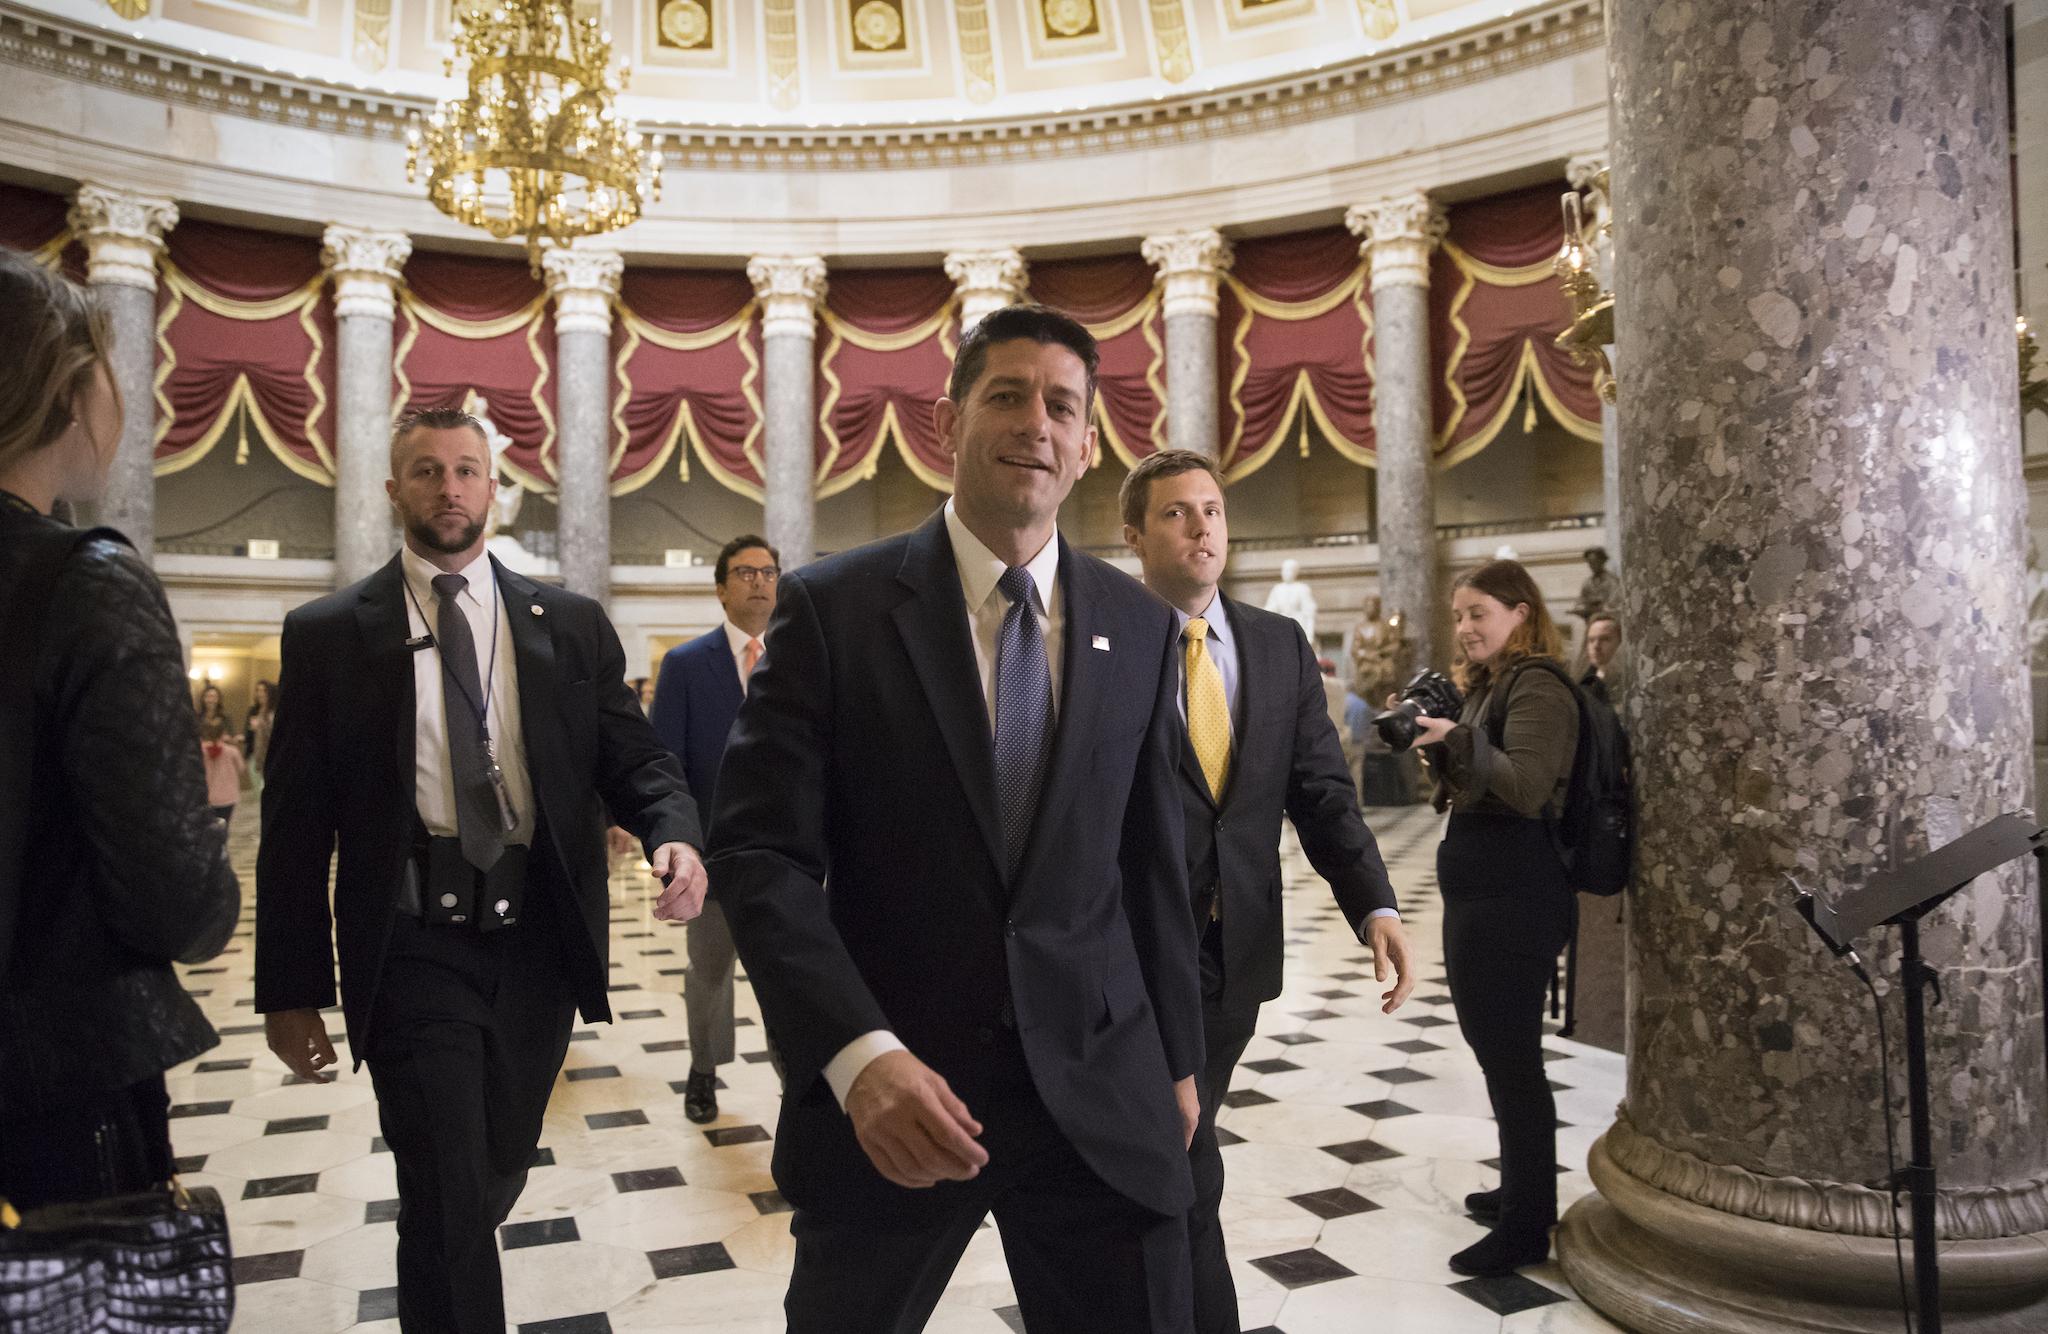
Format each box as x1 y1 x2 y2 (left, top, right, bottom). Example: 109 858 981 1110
947 303 1098 410
1119 448 1223 532
1587 611 1621 636
390 406 489 476
0 249 118 477
1451 558 1564 693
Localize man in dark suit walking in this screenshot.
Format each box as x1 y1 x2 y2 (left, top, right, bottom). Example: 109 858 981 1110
685 305 1201 1332
1121 448 1416 1334
650 532 781 1123
256 408 706 1334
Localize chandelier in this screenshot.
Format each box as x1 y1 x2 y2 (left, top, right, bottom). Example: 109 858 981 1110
405 0 662 273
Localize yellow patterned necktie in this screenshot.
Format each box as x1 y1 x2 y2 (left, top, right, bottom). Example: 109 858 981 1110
1185 617 1232 803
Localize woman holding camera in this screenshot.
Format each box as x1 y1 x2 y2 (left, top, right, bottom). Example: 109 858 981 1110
1406 559 1579 1277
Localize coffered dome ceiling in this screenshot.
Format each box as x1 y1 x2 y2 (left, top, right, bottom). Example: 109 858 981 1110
15 0 1546 126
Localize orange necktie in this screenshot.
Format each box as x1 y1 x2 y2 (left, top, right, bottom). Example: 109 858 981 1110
742 637 763 684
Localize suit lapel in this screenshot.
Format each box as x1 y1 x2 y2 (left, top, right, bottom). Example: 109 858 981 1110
1215 592 1261 810
497 559 569 833
1019 541 1111 878
890 512 1005 877
352 557 416 794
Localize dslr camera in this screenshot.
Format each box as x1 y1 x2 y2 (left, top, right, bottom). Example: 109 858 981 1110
1373 669 1464 752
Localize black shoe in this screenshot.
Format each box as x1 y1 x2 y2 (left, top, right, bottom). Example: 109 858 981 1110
1448 1227 1551 1277
1464 1188 1502 1222
683 1070 719 1124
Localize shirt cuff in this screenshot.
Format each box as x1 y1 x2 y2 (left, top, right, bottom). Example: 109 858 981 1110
1356 907 1400 940
822 1030 907 1109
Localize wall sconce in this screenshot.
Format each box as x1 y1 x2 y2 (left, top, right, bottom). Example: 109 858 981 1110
1554 177 1616 405
2023 316 2048 422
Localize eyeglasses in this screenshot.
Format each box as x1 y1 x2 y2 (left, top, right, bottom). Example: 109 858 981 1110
726 565 780 585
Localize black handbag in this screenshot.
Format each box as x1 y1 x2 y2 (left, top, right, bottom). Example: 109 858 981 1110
0 1180 234 1332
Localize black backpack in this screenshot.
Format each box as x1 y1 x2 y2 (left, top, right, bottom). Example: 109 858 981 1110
1485 657 1632 897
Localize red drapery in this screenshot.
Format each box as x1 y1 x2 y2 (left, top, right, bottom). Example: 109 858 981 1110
613 268 757 495
397 250 556 488
820 267 956 492
0 184 81 277
1029 255 1164 468
155 221 336 483
1217 226 1374 479
1430 182 1603 464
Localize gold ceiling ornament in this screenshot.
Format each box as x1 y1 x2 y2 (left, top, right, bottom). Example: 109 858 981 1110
404 0 664 274
853 1 903 51
104 0 148 18
1357 0 1399 41
1044 0 1096 39
1147 0 1193 82
658 0 710 48
1554 173 1616 404
2023 316 2048 422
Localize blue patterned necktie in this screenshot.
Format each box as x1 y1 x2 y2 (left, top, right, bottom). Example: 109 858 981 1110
993 565 1054 877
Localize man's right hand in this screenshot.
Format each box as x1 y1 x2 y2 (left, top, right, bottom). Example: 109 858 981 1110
265 1008 338 1083
843 1049 988 1189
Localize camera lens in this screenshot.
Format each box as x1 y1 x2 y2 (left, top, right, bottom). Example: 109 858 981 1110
1372 701 1422 752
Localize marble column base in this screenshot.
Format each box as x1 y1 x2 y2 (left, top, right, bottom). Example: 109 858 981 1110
1559 1132 2048 1333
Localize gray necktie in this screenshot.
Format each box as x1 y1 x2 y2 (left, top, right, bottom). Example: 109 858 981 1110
432 573 506 872
993 566 1054 877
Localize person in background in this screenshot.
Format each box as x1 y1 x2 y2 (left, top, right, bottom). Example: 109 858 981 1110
632 676 655 715
650 533 782 1125
245 678 277 783
1579 612 1628 713
1405 558 1579 1278
200 717 249 829
0 247 240 1211
195 680 228 729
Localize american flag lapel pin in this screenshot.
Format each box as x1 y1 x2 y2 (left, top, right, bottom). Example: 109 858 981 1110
1092 635 1110 651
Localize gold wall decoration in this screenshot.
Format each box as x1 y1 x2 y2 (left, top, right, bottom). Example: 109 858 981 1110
952 0 996 101
1040 0 1100 39
105 0 148 17
1358 0 1400 40
656 0 712 48
1147 0 1191 82
354 0 393 70
849 0 906 52
1554 183 1616 404
765 0 799 109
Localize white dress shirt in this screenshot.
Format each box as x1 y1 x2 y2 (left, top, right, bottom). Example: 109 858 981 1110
399 546 536 847
721 619 765 695
820 501 1066 1108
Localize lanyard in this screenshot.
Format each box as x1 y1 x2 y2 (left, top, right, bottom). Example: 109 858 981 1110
401 570 501 731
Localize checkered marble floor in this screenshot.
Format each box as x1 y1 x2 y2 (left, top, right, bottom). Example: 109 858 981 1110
173 805 1626 1333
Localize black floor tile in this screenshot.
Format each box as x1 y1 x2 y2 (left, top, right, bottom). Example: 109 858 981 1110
263 1115 329 1135
173 1154 208 1174
647 1241 736 1280
1368 1066 1433 1085
1288 1187 1381 1220
519 1316 611 1334
1320 1139 1401 1165
749 1189 790 1215
232 1250 303 1284
242 1173 320 1199
1450 1272 1570 1315
704 1124 771 1147
995 1307 1027 1333
1346 1099 1420 1120
1214 1126 1245 1148
169 1100 234 1119
358 1287 400 1322
1221 1089 1276 1109
611 1166 686 1193
1248 1247 1354 1288
500 1217 580 1249
565 1066 622 1082
1387 1038 1445 1054
1269 1033 1321 1046
1241 1058 1300 1075
530 1146 556 1167
195 1058 251 1072
366 1198 402 1224
643 1039 691 1053
585 1110 650 1131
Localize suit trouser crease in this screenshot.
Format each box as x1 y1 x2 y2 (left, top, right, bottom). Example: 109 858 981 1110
684 897 738 1070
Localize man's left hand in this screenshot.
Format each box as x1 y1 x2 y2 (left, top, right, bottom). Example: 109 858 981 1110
1174 1075 1200 1149
1367 915 1417 1013
650 842 708 922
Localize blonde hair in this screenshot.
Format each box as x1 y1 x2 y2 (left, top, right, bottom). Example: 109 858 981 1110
0 250 118 477
1451 558 1564 693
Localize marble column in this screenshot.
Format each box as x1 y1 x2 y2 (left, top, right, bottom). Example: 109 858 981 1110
746 255 827 571
1140 229 1232 459
944 248 1029 335
66 184 177 560
1346 193 1445 668
542 247 623 604
1567 151 1622 570
1558 5 2048 1332
2019 0 2047 456
321 226 411 587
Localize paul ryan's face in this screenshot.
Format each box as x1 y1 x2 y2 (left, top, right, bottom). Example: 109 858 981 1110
1126 468 1227 603
388 427 495 556
937 338 1096 531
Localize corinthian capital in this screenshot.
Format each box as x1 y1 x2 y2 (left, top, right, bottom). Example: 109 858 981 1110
746 255 829 340
321 225 412 321
542 246 625 337
1141 229 1234 320
1345 191 1446 291
67 184 179 292
944 248 1029 330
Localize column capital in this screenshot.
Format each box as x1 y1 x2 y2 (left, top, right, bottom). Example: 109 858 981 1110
1345 191 1447 291
944 248 1029 330
321 225 411 321
1141 228 1234 320
542 246 624 337
746 255 828 339
66 184 178 292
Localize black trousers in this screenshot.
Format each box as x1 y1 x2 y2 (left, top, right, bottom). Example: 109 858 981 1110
1187 919 1261 1334
1438 813 1575 1237
363 890 577 1334
0 1075 173 1212
784 1049 1193 1334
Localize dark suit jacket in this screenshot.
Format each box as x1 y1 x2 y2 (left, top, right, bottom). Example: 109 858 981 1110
254 554 701 1061
1183 594 1397 1014
706 510 1200 1220
649 626 743 824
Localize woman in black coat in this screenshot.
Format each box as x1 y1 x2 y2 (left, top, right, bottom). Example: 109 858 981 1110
0 248 241 1210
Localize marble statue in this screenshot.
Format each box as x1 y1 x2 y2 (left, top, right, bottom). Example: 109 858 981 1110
474 400 541 574
1264 558 1318 645
1571 545 1621 625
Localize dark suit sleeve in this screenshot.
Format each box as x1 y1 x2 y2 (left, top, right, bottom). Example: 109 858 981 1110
1121 614 1203 1083
1280 621 1399 930
585 603 702 854
705 573 890 1092
255 610 342 1013
648 645 690 765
